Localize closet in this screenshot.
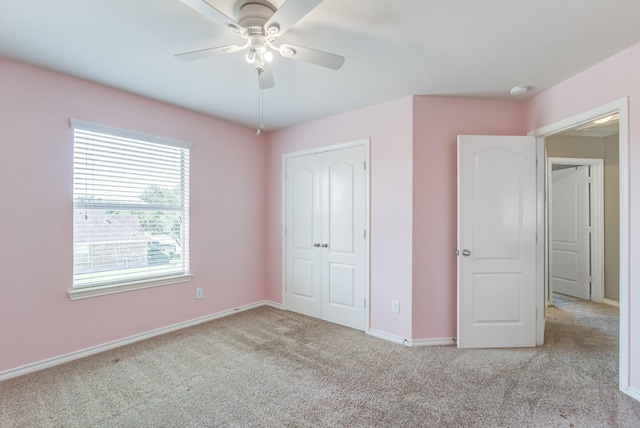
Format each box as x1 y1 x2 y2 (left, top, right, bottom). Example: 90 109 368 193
284 142 368 330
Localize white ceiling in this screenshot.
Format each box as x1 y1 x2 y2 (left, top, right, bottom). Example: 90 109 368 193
2 0 640 131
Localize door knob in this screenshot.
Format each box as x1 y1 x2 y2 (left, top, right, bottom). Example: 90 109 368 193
321 243 329 248
313 243 321 247
462 249 471 257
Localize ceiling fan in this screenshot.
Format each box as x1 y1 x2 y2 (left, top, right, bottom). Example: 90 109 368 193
176 0 345 90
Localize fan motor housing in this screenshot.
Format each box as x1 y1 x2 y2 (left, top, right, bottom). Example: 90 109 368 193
238 2 275 28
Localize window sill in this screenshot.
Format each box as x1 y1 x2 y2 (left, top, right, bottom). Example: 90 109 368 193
68 274 193 300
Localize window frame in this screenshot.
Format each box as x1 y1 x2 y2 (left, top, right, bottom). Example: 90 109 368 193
69 119 192 300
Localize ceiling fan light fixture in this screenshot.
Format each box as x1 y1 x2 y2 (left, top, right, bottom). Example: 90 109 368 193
176 0 346 94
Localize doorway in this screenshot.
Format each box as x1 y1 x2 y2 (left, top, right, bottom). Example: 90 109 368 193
531 97 629 393
547 158 605 304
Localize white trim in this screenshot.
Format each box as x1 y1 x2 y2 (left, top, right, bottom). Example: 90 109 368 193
281 152 286 310
367 329 410 346
618 101 631 397
364 141 371 333
536 137 546 346
282 140 366 159
547 158 605 304
527 99 626 138
410 338 457 347
281 138 371 331
0 300 276 382
626 387 640 402
69 118 191 149
529 96 630 398
263 300 284 310
68 274 193 300
603 298 620 308
367 329 455 347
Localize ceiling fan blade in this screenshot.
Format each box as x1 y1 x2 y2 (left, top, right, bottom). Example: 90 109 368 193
264 0 323 36
258 68 275 90
278 44 345 70
175 45 241 61
178 0 241 31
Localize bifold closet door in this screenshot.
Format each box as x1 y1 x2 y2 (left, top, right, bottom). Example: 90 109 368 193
285 145 366 331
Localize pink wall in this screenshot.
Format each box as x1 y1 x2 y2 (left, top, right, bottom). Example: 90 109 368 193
265 97 415 339
0 57 267 372
3 37 639 394
411 97 527 339
525 40 640 393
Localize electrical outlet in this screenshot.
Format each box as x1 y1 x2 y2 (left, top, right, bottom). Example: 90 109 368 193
195 287 203 300
392 300 400 314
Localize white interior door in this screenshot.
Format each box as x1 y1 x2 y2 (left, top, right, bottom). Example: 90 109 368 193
285 153 322 318
285 144 367 331
320 146 367 330
550 166 591 300
457 135 537 348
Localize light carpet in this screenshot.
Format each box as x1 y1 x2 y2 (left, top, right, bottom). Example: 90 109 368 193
1 294 639 427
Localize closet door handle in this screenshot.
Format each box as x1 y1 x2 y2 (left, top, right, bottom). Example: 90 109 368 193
321 243 329 248
313 243 321 247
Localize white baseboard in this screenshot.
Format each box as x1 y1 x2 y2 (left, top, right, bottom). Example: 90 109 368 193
263 300 284 310
367 329 455 347
0 300 278 382
367 329 410 345
603 298 620 307
625 386 640 402
411 337 457 347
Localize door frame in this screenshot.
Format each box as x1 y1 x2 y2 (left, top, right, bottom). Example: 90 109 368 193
547 158 604 304
529 97 629 395
281 138 371 331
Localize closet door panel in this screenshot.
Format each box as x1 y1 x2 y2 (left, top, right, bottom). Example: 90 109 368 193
321 145 367 330
285 154 322 318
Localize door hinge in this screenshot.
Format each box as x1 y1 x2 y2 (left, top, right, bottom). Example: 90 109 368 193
364 299 366 308
364 229 367 239
364 161 367 170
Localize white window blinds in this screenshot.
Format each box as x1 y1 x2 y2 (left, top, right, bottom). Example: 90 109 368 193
71 119 190 289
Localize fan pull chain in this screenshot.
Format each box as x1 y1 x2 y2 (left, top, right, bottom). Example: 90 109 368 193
257 88 265 135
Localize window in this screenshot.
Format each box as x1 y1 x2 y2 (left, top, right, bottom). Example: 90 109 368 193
70 119 191 299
